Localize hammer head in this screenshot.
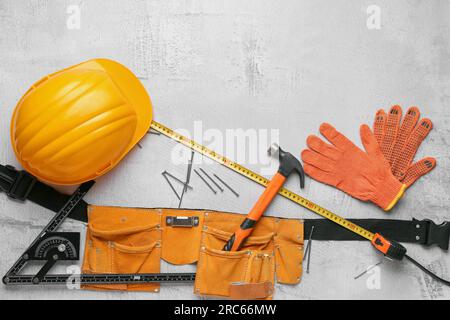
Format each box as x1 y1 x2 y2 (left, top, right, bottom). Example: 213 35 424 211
268 143 305 189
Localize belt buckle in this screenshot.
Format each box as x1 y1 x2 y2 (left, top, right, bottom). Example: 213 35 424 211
0 165 36 201
422 218 450 250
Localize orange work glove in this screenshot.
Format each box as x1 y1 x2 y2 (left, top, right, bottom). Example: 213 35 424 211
373 105 436 187
301 123 406 211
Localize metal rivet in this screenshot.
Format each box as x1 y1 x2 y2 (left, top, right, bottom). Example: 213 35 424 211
416 236 421 240
416 224 420 229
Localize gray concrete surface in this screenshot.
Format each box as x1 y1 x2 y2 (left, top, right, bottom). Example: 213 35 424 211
1 0 449 300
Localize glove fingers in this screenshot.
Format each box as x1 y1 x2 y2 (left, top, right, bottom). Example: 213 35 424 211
402 157 436 188
301 149 336 173
373 109 387 146
319 123 354 150
380 105 402 163
390 106 420 167
303 163 337 186
360 124 384 161
392 118 433 178
306 135 341 161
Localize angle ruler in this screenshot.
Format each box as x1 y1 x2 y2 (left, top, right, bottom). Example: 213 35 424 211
150 121 374 241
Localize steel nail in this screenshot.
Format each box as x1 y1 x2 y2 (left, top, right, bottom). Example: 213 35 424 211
164 171 193 190
212 173 239 197
199 168 224 192
162 172 180 200
354 261 383 280
194 169 217 194
178 151 195 208
304 226 315 274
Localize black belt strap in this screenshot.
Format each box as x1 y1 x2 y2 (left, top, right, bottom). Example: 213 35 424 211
0 164 88 222
304 218 449 250
1 164 449 250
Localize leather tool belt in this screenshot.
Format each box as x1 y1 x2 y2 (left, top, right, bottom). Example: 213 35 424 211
82 206 303 299
2 164 450 299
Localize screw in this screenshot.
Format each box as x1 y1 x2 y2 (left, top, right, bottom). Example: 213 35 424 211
58 244 66 252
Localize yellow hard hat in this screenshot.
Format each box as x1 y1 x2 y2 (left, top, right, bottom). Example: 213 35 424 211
10 59 153 185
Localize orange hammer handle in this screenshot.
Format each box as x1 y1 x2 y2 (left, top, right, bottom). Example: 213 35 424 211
248 173 286 221
223 172 286 251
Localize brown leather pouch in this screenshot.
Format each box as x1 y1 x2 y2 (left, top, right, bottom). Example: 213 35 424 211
81 207 303 296
194 212 279 299
160 209 203 265
274 218 304 284
81 205 162 292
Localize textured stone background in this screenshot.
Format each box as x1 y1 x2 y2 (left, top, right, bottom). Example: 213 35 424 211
0 0 449 299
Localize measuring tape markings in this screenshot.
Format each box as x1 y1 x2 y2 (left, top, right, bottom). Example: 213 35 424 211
150 121 374 241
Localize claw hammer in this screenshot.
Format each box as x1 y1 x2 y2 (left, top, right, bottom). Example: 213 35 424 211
223 143 305 251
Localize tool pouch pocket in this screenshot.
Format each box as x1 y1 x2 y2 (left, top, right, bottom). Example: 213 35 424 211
195 223 275 299
161 209 203 265
82 206 162 292
274 219 304 284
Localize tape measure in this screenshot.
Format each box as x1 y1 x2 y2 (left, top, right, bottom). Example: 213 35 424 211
150 121 374 241
151 121 440 266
